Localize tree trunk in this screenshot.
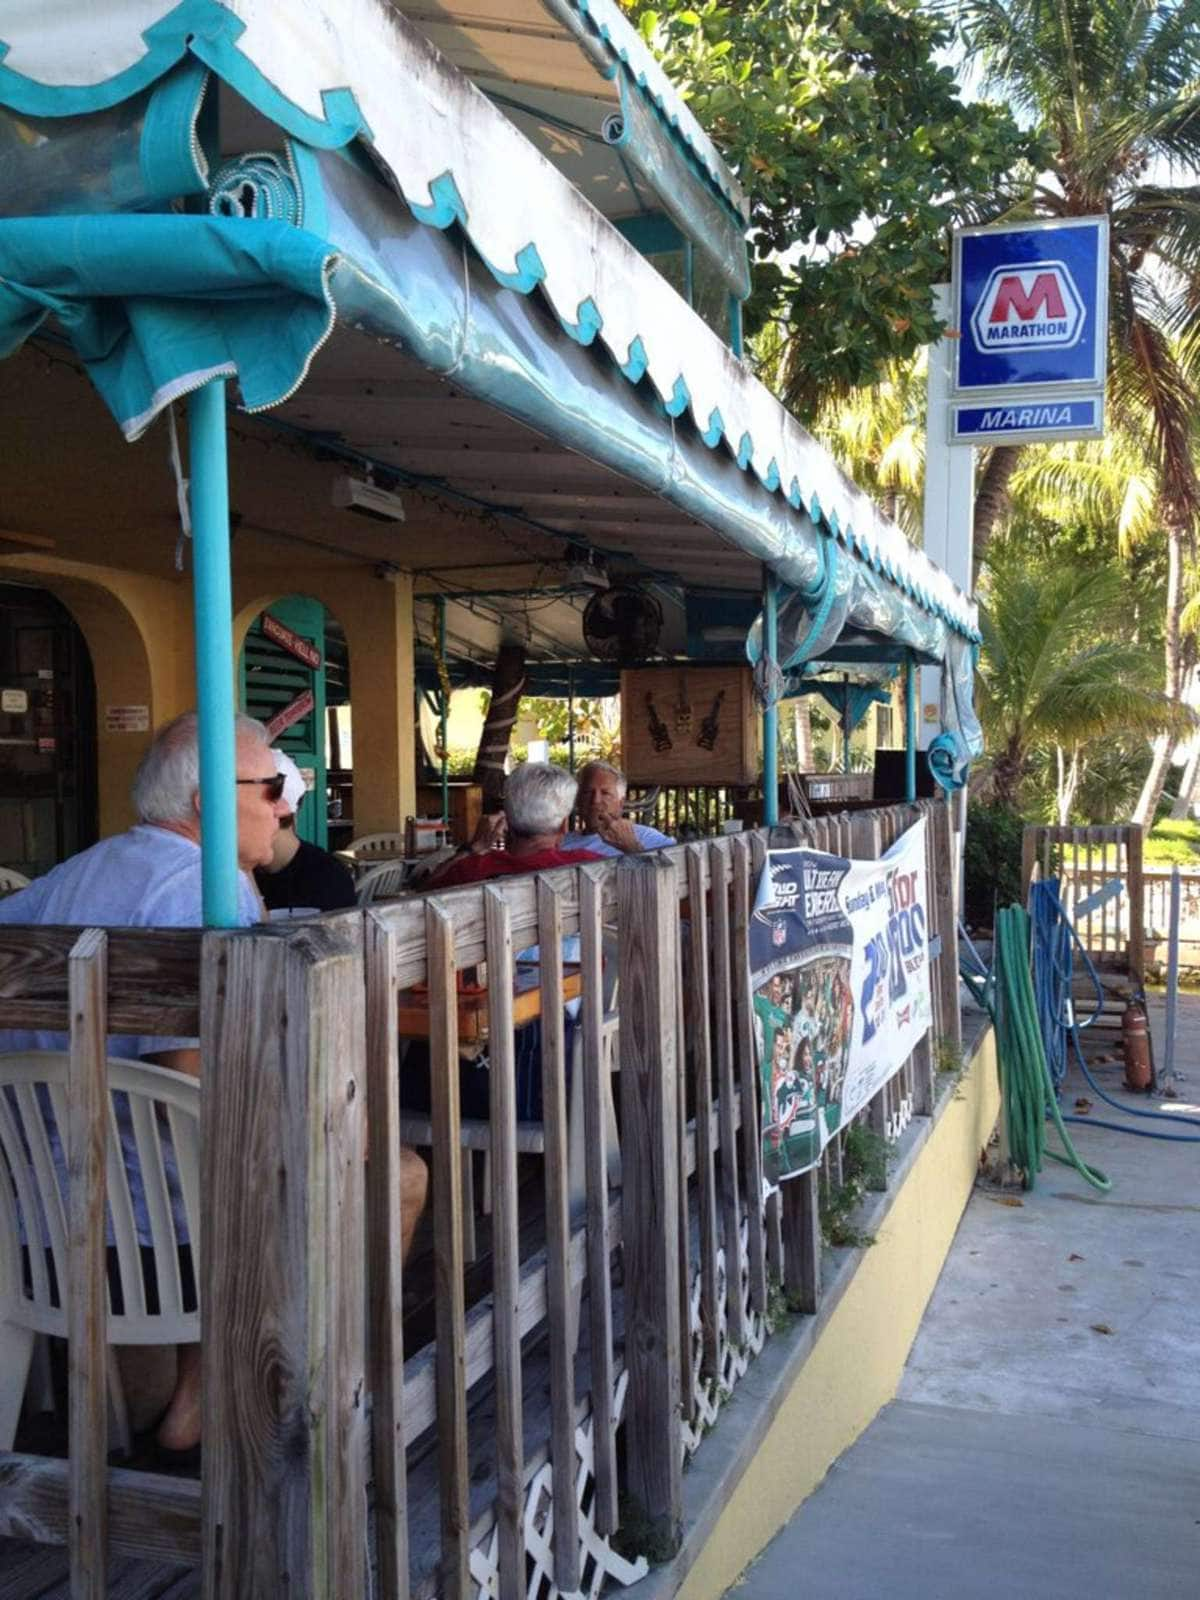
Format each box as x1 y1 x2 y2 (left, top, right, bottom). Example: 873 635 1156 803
472 641 527 800
1169 739 1200 821
990 735 1027 812
1166 669 1199 820
793 700 813 771
1055 745 1080 826
972 445 1022 575
1133 521 1185 828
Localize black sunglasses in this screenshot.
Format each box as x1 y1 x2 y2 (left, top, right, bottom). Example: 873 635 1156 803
236 773 287 801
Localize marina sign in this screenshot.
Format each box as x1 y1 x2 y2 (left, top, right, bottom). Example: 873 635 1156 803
950 394 1103 446
951 216 1108 444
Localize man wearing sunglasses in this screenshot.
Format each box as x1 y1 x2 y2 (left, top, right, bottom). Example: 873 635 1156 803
0 713 293 1464
0 710 287 932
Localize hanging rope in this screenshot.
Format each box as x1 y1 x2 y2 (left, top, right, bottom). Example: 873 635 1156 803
166 404 192 573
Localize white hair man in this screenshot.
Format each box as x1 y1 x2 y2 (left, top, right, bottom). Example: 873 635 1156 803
0 713 428 1463
426 760 605 888
0 708 283 938
0 712 285 1463
563 759 674 857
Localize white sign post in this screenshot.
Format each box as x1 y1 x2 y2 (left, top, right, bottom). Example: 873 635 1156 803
921 285 974 753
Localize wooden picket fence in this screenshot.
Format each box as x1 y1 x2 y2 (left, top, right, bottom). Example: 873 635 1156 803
1021 824 1145 982
0 798 961 1598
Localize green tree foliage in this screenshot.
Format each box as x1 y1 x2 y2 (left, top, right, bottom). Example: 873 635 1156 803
807 351 929 536
622 0 1040 409
945 0 1200 821
963 802 1026 929
975 546 1192 811
518 695 622 760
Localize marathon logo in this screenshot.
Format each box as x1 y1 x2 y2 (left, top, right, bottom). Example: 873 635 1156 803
970 261 1084 352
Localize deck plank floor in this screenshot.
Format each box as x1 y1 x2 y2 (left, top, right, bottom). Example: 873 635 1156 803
0 1536 198 1598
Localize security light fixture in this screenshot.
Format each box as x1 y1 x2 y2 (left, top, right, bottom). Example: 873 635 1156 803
564 546 609 588
332 473 407 523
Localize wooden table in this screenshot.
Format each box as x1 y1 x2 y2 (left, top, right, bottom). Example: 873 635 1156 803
398 964 582 1044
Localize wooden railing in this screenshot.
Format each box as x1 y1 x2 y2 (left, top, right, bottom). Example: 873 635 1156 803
0 798 963 1598
1021 824 1145 981
1143 866 1200 952
625 784 741 838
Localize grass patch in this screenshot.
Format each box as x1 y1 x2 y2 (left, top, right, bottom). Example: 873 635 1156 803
613 1495 680 1566
1145 819 1200 865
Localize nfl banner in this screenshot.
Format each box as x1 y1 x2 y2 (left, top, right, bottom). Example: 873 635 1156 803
750 819 931 1184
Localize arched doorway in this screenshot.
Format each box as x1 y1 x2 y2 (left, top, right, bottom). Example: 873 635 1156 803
239 596 351 850
0 582 98 877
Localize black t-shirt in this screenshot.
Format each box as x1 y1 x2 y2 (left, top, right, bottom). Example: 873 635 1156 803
255 839 357 914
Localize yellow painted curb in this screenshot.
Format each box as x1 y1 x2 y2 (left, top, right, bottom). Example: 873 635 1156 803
680 1031 1000 1599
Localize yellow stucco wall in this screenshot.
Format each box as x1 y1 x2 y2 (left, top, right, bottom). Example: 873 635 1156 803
0 553 417 840
678 1032 1000 1600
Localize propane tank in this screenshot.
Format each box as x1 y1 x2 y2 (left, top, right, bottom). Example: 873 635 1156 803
1122 999 1152 1092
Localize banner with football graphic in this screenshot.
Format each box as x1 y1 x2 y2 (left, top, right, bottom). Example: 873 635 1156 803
749 818 931 1184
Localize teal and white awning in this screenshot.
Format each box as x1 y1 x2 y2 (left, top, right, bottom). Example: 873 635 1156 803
0 0 979 670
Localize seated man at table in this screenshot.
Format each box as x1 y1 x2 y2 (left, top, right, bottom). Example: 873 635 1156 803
405 762 602 1121
255 749 356 915
563 760 674 857
424 761 604 889
0 712 428 1463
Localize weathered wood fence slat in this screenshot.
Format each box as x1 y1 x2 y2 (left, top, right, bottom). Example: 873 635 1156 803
0 797 959 1594
67 929 108 1600
579 867 618 1537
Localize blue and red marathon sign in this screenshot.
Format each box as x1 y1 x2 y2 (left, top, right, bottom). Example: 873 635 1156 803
951 216 1107 443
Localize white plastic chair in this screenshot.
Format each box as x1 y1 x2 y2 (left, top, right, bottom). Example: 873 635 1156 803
400 934 622 1263
347 832 406 863
0 867 30 894
356 862 412 905
0 1052 200 1450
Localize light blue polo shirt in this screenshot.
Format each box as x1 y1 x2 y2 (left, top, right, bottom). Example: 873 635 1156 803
0 824 259 1057
0 826 260 1245
562 822 674 857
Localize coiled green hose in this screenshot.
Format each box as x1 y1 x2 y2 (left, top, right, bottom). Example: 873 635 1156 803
994 905 1111 1193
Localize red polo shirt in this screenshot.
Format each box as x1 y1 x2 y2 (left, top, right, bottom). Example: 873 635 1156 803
428 845 604 889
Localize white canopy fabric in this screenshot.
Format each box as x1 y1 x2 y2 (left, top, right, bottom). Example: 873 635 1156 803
0 0 978 654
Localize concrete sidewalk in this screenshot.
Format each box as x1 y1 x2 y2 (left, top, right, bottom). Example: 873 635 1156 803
725 1002 1200 1599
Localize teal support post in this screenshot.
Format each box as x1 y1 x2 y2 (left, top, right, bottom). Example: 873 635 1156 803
904 652 917 802
188 379 240 927
684 239 695 309
762 567 779 827
729 296 744 359
437 596 450 824
841 676 852 774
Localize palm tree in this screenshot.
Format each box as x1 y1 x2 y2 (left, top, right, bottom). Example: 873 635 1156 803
808 354 928 537
975 550 1192 811
950 0 1200 823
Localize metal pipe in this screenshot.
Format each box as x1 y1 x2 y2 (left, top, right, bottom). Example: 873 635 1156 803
841 675 851 774
729 295 744 359
763 566 779 826
187 379 240 927
904 652 917 802
437 594 450 824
